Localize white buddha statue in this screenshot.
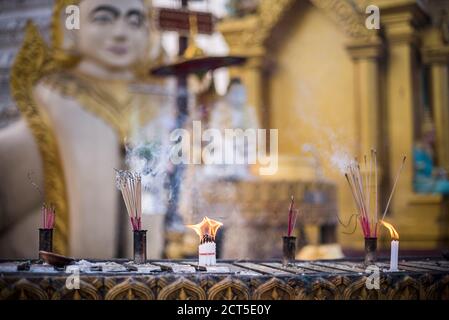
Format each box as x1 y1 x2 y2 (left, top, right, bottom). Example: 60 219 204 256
1 0 170 259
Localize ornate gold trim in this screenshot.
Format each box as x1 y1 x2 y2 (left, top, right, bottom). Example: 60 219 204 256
208 277 250 300
1 267 449 300
309 0 376 40
343 276 381 299
158 278 207 300
219 0 377 55
50 0 82 68
51 279 101 300
105 278 155 300
387 276 420 300
10 22 69 255
41 71 134 140
311 278 337 300
4 279 49 300
252 278 295 300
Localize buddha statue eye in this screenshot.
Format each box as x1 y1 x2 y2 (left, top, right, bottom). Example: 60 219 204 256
90 6 120 25
127 11 146 28
91 11 115 24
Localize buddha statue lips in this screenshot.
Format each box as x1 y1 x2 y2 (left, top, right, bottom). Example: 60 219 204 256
107 45 129 56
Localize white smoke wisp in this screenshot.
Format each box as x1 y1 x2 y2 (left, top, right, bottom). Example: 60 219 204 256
294 84 356 176
125 106 178 215
330 149 354 174
301 138 354 176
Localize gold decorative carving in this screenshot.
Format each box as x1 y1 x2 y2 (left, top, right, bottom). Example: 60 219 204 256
256 0 296 45
329 276 353 299
426 275 449 300
252 278 295 300
153 278 169 297
308 0 376 40
387 276 420 300
219 0 377 55
1 269 449 300
208 277 250 300
158 278 207 300
311 278 337 300
41 70 135 139
422 46 449 64
51 278 101 300
105 278 155 300
217 0 295 56
343 276 381 300
1 279 49 300
50 0 82 68
286 278 308 300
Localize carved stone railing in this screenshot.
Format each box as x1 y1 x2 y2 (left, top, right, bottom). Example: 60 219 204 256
1 258 448 300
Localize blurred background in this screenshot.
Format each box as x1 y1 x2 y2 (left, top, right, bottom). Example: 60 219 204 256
1 0 449 261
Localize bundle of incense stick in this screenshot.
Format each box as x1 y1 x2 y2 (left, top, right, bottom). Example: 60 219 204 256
287 196 298 237
115 170 142 231
344 150 406 238
41 204 55 229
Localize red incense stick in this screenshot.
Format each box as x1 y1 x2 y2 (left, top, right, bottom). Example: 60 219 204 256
287 196 297 237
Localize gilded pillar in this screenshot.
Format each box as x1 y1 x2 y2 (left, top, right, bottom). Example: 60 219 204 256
218 16 268 128
218 0 297 130
381 3 428 209
422 45 449 173
346 38 384 158
233 55 268 128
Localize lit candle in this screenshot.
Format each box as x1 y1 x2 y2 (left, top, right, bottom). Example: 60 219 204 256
187 217 223 266
390 239 399 271
199 237 216 266
381 220 399 272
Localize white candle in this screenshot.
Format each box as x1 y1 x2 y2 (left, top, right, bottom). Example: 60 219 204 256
199 242 216 266
389 240 399 271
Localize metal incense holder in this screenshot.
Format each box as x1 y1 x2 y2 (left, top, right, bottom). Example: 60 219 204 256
282 236 296 266
39 228 53 253
364 237 377 266
133 230 147 264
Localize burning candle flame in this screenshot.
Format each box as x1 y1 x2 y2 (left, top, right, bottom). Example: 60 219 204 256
381 220 399 240
187 217 223 242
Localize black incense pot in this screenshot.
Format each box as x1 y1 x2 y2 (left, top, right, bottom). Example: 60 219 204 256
39 228 53 253
282 236 296 266
133 230 147 264
364 237 377 266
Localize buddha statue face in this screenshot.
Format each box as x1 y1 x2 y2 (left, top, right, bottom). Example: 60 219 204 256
76 0 149 75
